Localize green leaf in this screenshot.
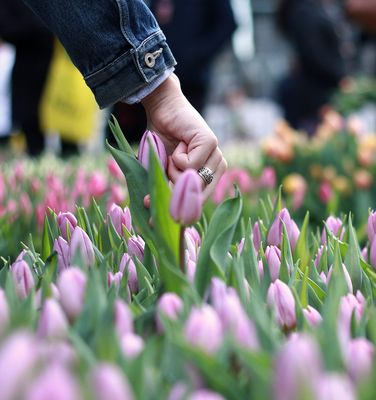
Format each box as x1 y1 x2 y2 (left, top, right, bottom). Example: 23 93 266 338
294 211 310 271
344 214 362 291
242 219 260 287
108 116 136 157
41 215 52 262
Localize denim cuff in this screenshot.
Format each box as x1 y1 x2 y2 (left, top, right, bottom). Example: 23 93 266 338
84 30 176 109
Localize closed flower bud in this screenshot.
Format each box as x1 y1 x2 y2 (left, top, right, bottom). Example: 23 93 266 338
367 211 376 243
11 260 35 300
189 389 226 400
185 230 200 262
38 298 68 339
108 204 132 236
120 333 144 359
0 289 9 334
345 338 374 383
267 209 300 250
69 227 95 267
185 227 201 247
57 212 77 241
127 235 145 263
170 169 203 226
119 253 138 294
91 363 134 400
319 181 333 204
259 166 276 190
370 236 376 269
267 279 296 329
57 267 87 320
303 305 322 327
156 292 183 332
327 263 353 293
107 157 123 180
114 299 134 338
316 373 356 400
107 272 123 290
185 251 197 283
138 130 168 171
54 237 70 272
252 221 262 252
314 245 325 268
321 216 344 244
184 305 223 354
265 245 282 281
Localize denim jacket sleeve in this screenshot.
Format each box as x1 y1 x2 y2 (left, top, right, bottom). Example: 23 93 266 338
23 0 176 108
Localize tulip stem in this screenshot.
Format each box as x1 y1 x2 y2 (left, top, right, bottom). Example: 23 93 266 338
179 227 185 274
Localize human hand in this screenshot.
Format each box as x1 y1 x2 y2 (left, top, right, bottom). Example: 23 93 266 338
141 74 227 200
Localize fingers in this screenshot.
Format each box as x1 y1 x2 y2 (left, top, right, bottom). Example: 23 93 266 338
203 158 228 200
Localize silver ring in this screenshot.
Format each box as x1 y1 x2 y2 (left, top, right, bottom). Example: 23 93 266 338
197 167 214 185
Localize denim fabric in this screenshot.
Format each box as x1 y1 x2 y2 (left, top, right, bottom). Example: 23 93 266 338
23 0 176 108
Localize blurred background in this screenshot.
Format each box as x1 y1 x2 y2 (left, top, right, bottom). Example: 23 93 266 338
0 0 375 156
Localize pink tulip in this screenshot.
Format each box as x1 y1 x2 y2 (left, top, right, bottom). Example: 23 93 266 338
314 245 325 268
57 267 87 320
54 237 70 272
316 373 356 400
156 292 183 332
108 204 132 236
26 364 80 400
327 264 353 293
189 389 226 400
237 238 245 255
267 209 300 250
267 279 296 329
274 334 323 400
186 255 197 283
120 333 144 359
109 184 127 205
107 157 124 180
57 212 77 241
108 271 123 290
259 166 276 190
252 221 262 252
138 130 168 170
91 363 134 400
11 260 35 300
367 211 376 243
114 299 134 337
320 271 327 285
321 216 344 244
69 227 95 267
303 305 322 327
185 230 200 262
119 253 138 294
361 246 368 262
370 236 376 269
185 227 201 247
88 172 107 198
20 193 32 217
170 169 203 225
265 246 282 281
258 259 264 279
39 341 76 366
127 235 145 263
344 338 374 383
184 305 223 354
0 288 9 334
38 299 68 339
15 249 28 262
319 182 333 204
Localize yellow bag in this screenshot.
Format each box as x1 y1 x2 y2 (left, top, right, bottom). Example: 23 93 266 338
40 41 98 143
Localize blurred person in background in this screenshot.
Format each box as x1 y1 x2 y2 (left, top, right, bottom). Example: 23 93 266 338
275 0 355 135
0 0 54 156
110 0 237 144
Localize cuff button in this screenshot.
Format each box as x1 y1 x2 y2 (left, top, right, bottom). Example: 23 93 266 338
145 53 156 68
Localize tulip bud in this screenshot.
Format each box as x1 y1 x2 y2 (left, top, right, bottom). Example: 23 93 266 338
0 289 9 334
15 249 28 262
370 236 376 269
267 279 296 329
185 230 200 262
107 272 123 290
156 292 183 332
267 209 300 250
91 363 134 400
274 334 322 400
11 260 35 300
119 254 138 294
237 238 245 255
367 211 376 243
38 298 68 339
327 264 353 293
314 245 324 268
184 305 223 354
168 383 188 400
344 338 374 384
57 267 87 320
108 204 132 236
114 299 134 337
88 172 107 198
265 246 282 281
321 216 344 244
258 259 264 279
185 251 197 283
185 227 201 247
54 237 70 272
69 227 95 267
189 389 226 400
26 364 80 400
57 212 77 240
138 130 168 170
252 221 262 252
107 157 123 180
39 341 76 366
316 373 356 400
361 246 368 262
303 305 322 327
120 333 144 359
170 169 203 226
127 235 145 263
259 166 276 190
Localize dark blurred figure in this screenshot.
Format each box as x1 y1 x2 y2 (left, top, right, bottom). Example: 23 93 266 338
0 0 53 156
110 0 236 144
275 0 355 134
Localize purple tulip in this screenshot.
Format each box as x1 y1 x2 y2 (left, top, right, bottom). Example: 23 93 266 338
11 260 35 300
114 299 134 338
344 338 374 383
303 305 322 327
184 305 223 354
57 267 87 320
361 246 368 262
168 383 188 400
316 373 356 400
320 271 327 285
120 333 144 359
265 246 282 281
367 211 376 242
156 292 184 332
39 341 76 366
170 169 203 226
370 236 376 269
127 235 145 263
15 249 28 262
274 334 323 400
258 259 264 279
26 364 80 400
314 245 325 268
186 253 197 283
69 227 95 267
57 211 77 241
38 298 68 339
119 253 138 294
237 238 245 255
0 288 9 334
185 230 200 262
252 221 262 252
0 332 38 400
185 227 201 247
267 279 296 330
321 216 344 244
91 363 134 400
267 209 300 250
54 237 70 272
108 272 123 290
327 263 353 293
138 130 168 171
189 389 226 400
108 204 132 236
